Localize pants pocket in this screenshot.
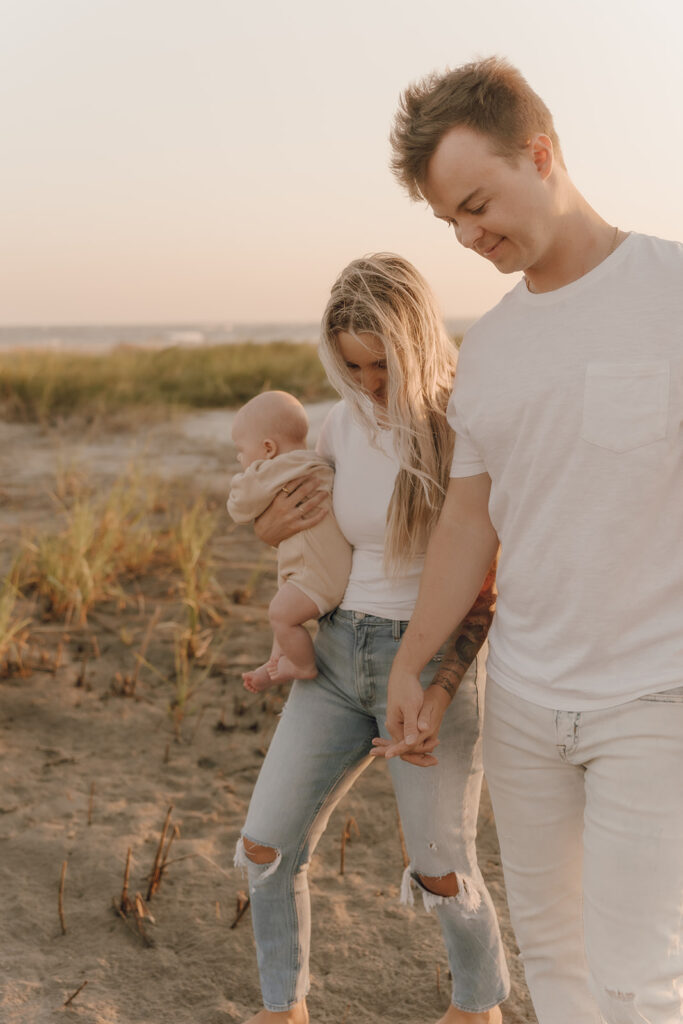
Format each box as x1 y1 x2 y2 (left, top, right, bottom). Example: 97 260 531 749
580 361 669 453
638 684 683 702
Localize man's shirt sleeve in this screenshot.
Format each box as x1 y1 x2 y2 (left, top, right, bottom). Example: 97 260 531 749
447 374 487 477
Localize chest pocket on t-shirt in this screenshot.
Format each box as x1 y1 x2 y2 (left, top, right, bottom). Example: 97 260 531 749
580 361 669 453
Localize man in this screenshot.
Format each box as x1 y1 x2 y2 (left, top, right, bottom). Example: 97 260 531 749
374 57 683 1024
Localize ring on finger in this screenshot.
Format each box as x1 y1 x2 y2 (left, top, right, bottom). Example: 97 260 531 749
281 486 291 495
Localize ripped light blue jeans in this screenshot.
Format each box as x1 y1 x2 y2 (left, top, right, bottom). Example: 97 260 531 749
235 609 510 1012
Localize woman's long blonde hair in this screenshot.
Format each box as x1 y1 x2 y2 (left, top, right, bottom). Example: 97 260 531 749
320 253 457 573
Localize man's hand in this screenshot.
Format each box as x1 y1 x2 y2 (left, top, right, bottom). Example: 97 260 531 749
370 671 452 766
253 474 328 546
370 474 498 767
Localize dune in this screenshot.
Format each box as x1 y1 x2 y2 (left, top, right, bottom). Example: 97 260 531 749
0 409 534 1024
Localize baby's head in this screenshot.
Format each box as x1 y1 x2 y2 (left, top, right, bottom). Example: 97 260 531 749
231 391 309 469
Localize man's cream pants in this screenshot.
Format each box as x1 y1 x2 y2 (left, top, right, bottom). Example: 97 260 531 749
484 679 683 1024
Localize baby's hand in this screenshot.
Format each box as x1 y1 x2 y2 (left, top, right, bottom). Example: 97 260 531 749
254 475 327 546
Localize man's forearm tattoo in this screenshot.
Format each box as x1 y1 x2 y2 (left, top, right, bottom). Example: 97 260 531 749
428 560 498 701
429 621 489 699
430 675 459 699
455 622 489 668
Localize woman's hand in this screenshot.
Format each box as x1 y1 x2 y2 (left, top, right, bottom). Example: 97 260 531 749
253 475 328 547
373 553 497 766
371 732 440 767
370 671 451 766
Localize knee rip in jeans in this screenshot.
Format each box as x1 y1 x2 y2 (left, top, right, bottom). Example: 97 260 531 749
234 835 282 891
400 864 482 916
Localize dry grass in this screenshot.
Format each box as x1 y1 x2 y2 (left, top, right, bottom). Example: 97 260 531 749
16 466 165 625
0 342 335 423
8 461 238 737
0 572 31 672
173 498 223 636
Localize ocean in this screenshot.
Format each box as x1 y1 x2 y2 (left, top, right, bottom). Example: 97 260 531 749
0 319 475 353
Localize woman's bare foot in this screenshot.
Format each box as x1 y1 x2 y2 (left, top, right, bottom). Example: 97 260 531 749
243 1001 309 1024
242 664 278 693
436 1005 502 1024
265 654 317 684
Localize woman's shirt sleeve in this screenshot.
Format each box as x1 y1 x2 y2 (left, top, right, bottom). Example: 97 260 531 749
315 403 340 465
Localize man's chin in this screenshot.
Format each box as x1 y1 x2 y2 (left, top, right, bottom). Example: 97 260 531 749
485 252 526 276
479 240 528 276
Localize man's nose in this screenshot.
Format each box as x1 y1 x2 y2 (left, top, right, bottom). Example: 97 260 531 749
458 220 484 250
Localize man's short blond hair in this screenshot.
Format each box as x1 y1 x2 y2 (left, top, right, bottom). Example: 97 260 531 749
390 56 565 201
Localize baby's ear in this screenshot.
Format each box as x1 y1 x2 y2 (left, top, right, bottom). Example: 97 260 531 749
263 438 279 460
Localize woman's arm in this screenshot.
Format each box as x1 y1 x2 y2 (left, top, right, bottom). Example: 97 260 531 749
253 474 328 547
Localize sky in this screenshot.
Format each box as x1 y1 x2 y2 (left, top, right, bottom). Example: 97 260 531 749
3 0 683 325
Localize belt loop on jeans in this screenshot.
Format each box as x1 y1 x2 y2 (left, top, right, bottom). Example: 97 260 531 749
391 619 401 641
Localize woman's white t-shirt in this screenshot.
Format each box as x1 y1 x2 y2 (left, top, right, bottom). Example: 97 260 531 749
316 400 424 620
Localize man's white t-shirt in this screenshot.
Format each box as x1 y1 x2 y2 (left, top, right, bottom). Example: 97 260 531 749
448 232 683 710
317 400 423 619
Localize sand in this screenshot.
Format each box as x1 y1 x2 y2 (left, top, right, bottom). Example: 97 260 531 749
0 407 535 1024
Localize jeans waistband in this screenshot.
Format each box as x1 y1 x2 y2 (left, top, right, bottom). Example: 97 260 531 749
332 607 409 640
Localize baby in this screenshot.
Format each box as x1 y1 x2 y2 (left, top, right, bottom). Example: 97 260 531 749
227 390 351 693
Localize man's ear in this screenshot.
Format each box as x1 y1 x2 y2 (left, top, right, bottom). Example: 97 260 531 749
529 133 554 181
263 438 279 459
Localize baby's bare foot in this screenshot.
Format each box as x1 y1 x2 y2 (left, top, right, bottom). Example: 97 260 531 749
242 664 278 693
266 655 318 684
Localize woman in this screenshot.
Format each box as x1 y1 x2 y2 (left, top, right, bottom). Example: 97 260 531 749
234 254 509 1023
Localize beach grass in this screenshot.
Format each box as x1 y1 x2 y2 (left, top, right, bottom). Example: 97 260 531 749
0 342 335 422
173 498 222 637
17 467 167 625
14 461 229 631
0 574 31 671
